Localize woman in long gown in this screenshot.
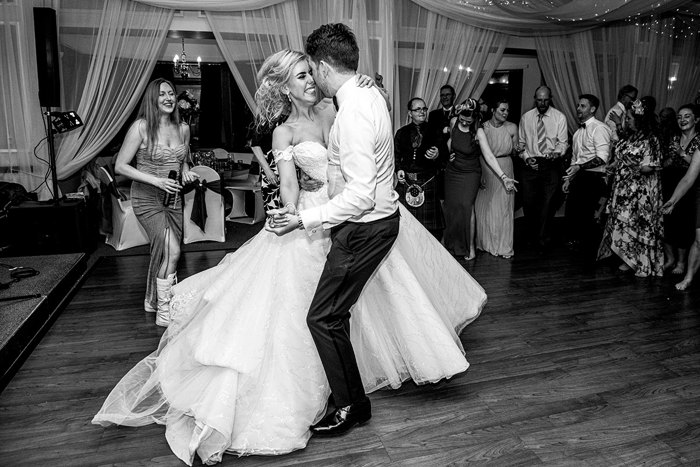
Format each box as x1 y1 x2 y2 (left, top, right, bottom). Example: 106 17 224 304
115 78 199 327
475 99 518 258
93 50 488 465
597 97 664 277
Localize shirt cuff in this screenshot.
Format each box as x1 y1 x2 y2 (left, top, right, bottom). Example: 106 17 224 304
299 207 323 236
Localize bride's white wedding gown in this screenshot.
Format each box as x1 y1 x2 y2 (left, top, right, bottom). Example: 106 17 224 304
92 141 487 466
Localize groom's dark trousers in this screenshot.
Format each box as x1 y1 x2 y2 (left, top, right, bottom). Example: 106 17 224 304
307 209 400 408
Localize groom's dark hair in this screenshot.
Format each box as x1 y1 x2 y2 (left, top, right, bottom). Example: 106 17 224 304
305 23 359 73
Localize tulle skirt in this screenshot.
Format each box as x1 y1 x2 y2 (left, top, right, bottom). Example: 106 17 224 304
93 190 487 465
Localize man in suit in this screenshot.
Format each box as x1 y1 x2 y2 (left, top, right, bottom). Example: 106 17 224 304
266 23 399 436
428 84 456 200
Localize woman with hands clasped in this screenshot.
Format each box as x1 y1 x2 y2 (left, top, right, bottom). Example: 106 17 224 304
443 99 517 261
115 78 198 327
662 103 700 290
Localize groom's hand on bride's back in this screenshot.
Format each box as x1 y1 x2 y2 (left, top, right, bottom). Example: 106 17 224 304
299 171 323 192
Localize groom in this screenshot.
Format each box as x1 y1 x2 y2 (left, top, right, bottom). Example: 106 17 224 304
266 23 399 436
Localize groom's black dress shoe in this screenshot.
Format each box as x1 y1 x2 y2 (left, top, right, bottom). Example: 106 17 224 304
311 397 371 436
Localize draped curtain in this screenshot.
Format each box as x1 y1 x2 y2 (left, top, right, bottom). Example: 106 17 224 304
55 0 173 179
396 1 507 124
5 0 699 184
535 17 700 131
207 0 389 115
535 31 601 130
206 2 303 113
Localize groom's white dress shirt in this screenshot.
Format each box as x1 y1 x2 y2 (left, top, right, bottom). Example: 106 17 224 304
300 76 398 235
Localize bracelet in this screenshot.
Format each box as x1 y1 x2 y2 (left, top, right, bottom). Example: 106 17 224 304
297 216 304 230
500 173 507 180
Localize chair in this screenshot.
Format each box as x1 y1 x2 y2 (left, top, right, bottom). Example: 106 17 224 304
224 177 265 224
183 165 226 244
99 166 149 251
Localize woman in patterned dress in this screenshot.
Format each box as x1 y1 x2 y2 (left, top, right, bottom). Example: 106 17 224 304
115 78 199 326
597 96 664 277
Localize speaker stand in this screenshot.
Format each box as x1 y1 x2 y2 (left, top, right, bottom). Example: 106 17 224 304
43 108 60 205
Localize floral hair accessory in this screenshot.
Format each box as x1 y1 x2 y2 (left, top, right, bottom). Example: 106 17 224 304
454 98 478 113
631 99 644 116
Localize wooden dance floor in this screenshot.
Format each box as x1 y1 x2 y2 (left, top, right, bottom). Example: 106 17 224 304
0 243 699 465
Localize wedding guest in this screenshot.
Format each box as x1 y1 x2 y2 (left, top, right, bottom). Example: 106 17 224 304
605 84 638 143
661 105 695 275
474 98 518 258
395 97 444 239
598 96 664 277
563 94 611 262
444 100 517 261
517 85 568 252
428 84 456 200
114 78 198 326
662 103 700 290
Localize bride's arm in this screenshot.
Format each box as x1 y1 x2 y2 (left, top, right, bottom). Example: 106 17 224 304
272 125 299 211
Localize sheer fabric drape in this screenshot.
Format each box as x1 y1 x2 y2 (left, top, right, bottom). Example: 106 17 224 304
535 32 601 130
207 0 390 115
535 19 699 129
55 0 173 179
396 1 507 124
0 1 51 199
206 2 303 113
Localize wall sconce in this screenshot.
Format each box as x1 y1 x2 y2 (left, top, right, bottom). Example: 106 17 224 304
173 38 201 79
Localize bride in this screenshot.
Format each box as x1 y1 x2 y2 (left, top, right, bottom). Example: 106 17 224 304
92 49 487 466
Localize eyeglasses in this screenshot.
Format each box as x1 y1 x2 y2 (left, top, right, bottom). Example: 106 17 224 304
411 107 428 112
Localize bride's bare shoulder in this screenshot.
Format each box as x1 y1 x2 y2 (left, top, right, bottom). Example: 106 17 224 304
272 124 294 151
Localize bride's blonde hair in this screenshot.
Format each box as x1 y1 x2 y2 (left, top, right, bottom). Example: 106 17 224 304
255 49 308 131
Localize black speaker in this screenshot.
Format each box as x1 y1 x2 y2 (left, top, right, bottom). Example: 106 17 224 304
33 7 61 108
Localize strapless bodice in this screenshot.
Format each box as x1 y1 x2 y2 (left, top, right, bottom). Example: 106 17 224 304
274 141 328 183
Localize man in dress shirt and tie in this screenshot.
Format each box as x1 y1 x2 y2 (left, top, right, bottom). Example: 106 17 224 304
266 23 399 437
605 84 638 143
517 85 568 252
563 94 612 260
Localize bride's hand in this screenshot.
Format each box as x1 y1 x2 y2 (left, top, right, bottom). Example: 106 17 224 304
265 213 299 236
355 74 376 88
267 206 292 225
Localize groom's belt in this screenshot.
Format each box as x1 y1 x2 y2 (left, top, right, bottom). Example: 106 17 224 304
345 208 400 225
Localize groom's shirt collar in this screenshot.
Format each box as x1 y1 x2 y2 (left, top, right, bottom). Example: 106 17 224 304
333 74 357 110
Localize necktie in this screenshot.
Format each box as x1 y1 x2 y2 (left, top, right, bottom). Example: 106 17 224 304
332 96 339 111
579 123 586 129
537 114 547 154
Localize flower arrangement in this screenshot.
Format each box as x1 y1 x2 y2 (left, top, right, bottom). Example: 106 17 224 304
177 90 200 124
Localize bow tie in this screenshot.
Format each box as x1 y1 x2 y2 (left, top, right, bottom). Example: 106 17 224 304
578 123 586 129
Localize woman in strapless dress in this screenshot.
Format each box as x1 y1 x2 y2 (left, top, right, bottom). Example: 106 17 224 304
114 78 198 327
